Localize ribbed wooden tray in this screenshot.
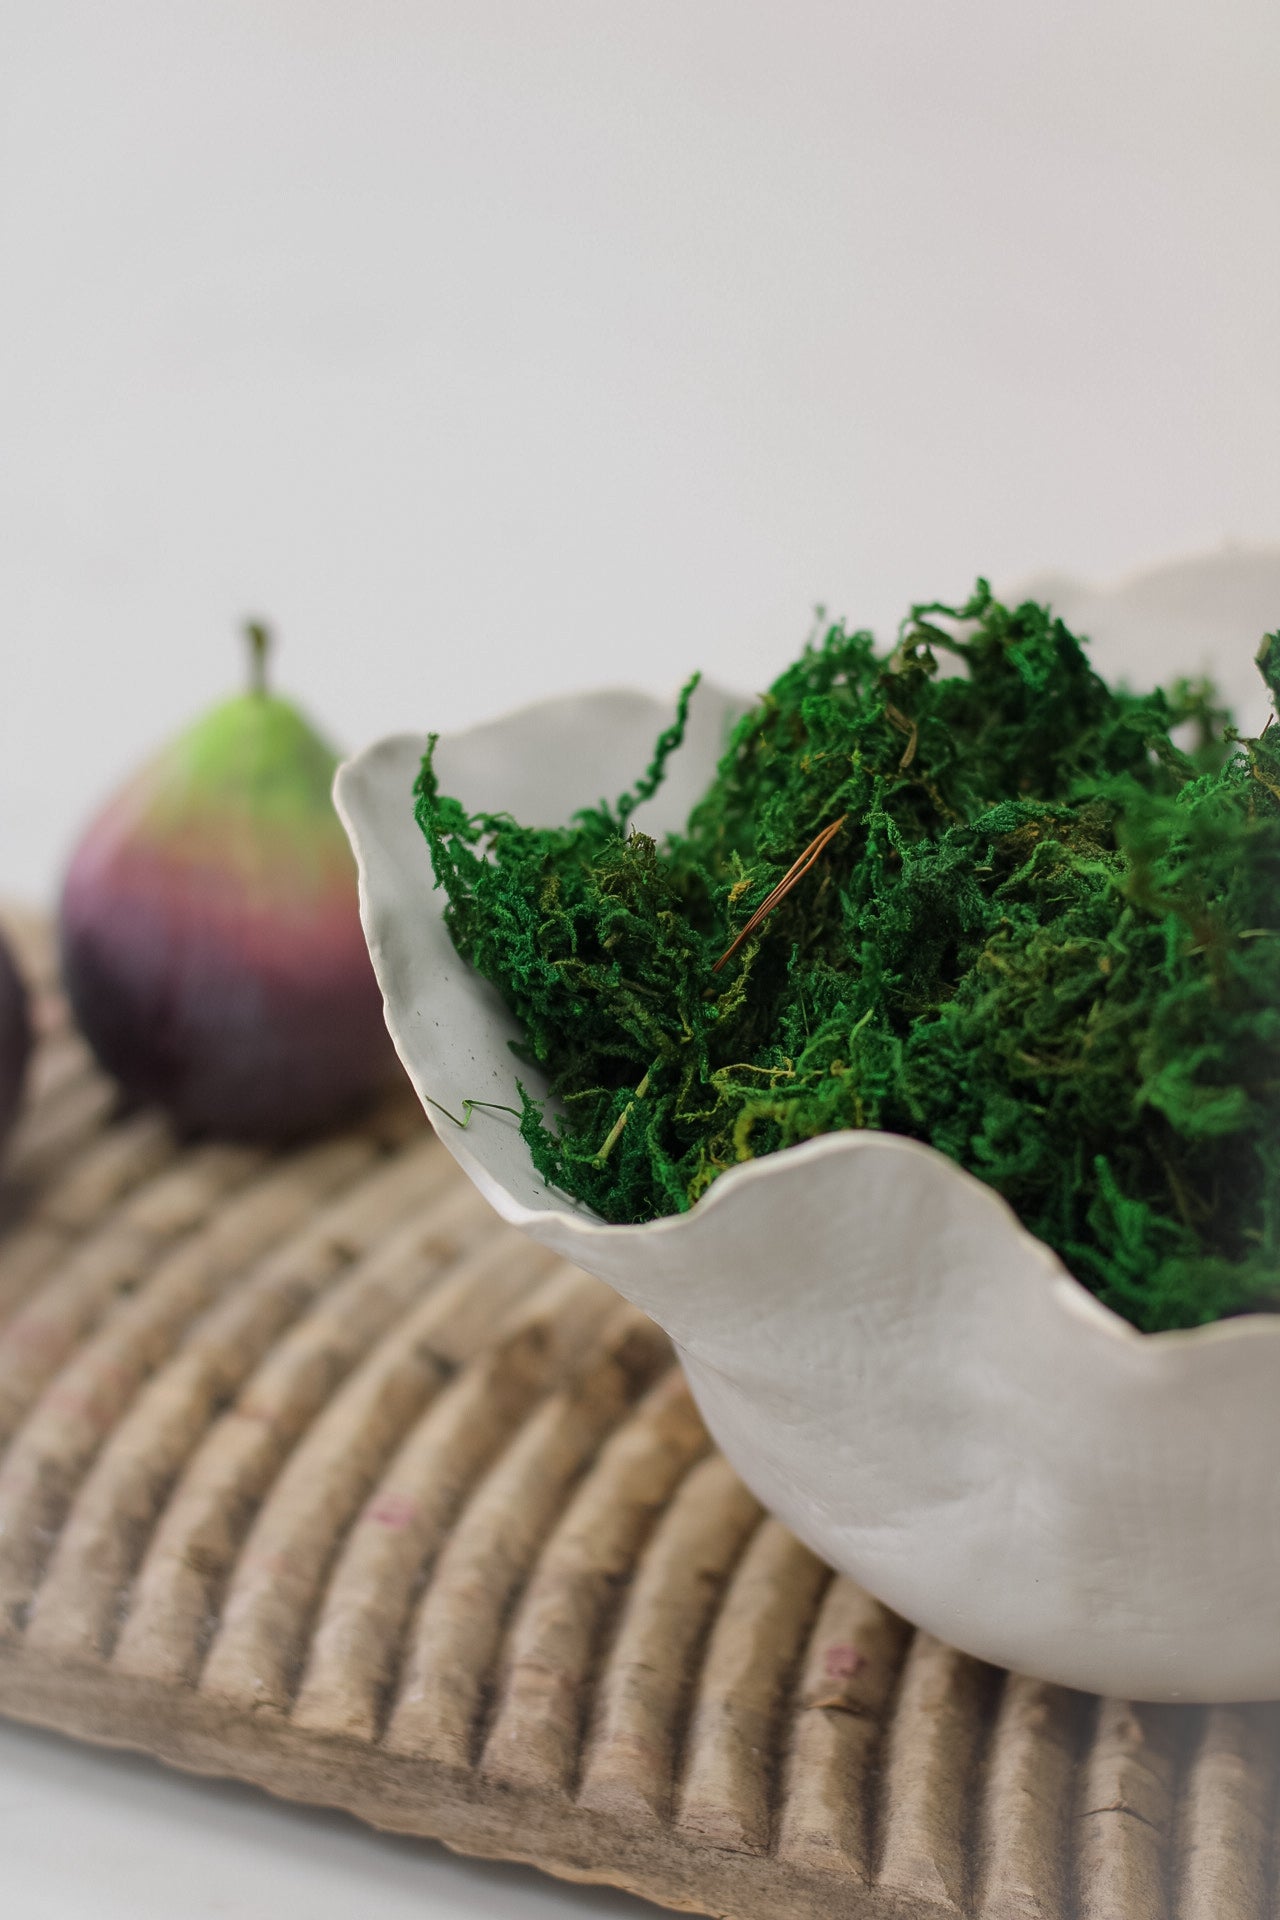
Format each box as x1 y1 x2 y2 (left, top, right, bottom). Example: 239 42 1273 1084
0 913 1277 1920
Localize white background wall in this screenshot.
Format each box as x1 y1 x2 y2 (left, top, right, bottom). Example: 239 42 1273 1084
2 7 1280 1916
4 1 1280 902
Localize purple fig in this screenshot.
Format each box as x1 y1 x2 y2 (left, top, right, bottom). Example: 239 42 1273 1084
59 625 394 1140
0 928 33 1157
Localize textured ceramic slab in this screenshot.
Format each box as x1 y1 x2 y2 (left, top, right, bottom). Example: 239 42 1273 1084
0 912 1278 1920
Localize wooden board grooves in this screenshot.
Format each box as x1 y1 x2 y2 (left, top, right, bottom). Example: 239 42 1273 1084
0 1138 378 1633
1174 1705 1280 1920
118 1177 503 1691
200 1227 564 1716
576 1452 763 1832
483 1367 712 1801
973 1675 1090 1920
81 1148 453 1666
2 911 1280 1920
775 1574 913 1884
676 1521 832 1858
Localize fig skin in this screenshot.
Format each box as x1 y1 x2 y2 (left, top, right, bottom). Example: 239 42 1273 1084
59 639 394 1141
0 928 33 1155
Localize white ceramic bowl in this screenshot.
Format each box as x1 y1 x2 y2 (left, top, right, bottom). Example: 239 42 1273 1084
336 549 1280 1702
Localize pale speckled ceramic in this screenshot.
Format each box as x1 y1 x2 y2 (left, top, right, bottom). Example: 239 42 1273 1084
336 548 1280 1703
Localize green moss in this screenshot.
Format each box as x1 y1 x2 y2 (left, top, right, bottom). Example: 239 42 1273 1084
415 582 1280 1333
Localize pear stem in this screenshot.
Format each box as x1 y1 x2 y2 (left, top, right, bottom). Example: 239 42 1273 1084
244 622 271 697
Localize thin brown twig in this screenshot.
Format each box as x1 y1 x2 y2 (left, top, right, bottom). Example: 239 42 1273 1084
712 814 848 974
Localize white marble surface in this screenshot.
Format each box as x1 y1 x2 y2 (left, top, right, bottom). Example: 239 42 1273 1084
3 1 1280 1911
0 1721 650 1918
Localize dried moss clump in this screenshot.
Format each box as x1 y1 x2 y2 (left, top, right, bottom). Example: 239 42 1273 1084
415 583 1280 1333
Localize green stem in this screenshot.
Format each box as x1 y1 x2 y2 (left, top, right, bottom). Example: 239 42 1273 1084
244 621 271 697
594 1069 651 1166
424 1094 523 1130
